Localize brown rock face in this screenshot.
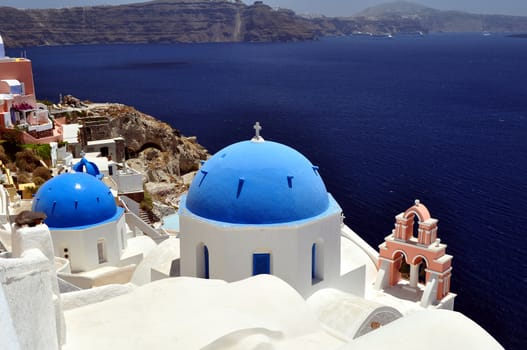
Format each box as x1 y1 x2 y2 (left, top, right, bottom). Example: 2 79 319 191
83 102 208 211
126 147 194 209
128 147 181 183
0 0 318 47
90 103 208 176
1 0 527 48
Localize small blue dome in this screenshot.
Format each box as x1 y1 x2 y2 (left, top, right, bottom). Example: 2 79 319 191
32 173 123 229
72 157 102 178
185 140 329 224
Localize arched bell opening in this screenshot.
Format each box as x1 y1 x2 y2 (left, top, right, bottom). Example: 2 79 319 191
413 256 428 285
393 251 409 283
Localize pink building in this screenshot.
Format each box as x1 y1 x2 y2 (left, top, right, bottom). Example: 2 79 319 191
0 35 62 144
375 200 455 309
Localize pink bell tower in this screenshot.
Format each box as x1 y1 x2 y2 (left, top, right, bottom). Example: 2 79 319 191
375 200 455 309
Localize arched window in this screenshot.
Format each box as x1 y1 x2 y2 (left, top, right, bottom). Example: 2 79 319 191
196 243 209 279
413 256 428 285
312 241 324 284
120 228 126 249
394 251 409 280
412 214 420 239
204 246 209 279
97 239 107 264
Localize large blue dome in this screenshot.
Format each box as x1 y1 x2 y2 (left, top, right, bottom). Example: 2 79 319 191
32 172 123 229
185 140 330 224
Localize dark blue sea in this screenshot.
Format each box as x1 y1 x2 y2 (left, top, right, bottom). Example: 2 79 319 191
9 33 527 349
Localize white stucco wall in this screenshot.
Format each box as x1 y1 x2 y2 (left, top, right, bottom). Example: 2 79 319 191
341 310 504 350
131 236 180 286
180 208 345 297
50 215 126 273
1 248 59 350
307 288 402 340
10 224 65 347
86 140 116 163
63 275 345 350
113 171 143 194
0 281 21 349
0 185 9 224
61 284 135 311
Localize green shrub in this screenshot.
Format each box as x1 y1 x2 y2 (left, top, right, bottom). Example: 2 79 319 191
23 144 51 161
140 189 153 211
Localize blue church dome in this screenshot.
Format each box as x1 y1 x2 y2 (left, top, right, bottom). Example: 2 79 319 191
185 140 330 224
72 157 102 179
32 172 123 229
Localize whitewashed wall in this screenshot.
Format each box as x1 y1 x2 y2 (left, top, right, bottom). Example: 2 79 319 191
50 214 126 273
180 206 346 297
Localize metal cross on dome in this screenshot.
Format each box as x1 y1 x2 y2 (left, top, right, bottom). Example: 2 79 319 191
252 121 265 142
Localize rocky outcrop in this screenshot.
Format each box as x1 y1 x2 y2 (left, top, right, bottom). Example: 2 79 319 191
126 147 191 208
127 148 181 183
61 95 85 108
88 103 208 175
81 102 208 210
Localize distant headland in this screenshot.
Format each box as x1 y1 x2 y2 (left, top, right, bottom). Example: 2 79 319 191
1 0 527 47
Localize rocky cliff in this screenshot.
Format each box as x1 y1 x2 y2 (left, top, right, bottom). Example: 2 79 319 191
57 101 209 213
0 0 316 47
95 103 208 175
2 1 527 47
346 1 527 34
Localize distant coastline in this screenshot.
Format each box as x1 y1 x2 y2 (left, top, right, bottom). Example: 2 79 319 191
2 0 527 48
508 33 527 38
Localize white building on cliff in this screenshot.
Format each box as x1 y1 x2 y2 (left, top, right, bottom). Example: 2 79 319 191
179 129 367 297
0 124 503 350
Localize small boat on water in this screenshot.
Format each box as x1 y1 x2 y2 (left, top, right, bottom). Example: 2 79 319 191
371 33 393 38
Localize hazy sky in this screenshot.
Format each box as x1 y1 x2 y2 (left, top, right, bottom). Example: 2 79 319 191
4 0 527 17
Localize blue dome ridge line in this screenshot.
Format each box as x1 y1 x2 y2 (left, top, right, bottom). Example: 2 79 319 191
198 170 208 187
236 178 245 198
287 175 294 188
185 140 330 225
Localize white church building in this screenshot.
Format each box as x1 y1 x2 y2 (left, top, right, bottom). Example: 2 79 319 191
178 124 373 297
32 171 128 273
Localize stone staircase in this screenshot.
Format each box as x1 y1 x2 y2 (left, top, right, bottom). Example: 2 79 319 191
138 209 151 224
